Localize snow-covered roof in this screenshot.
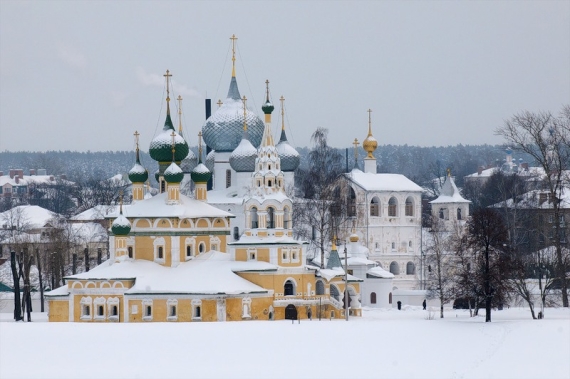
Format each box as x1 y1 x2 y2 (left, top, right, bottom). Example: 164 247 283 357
345 171 423 192
0 175 74 187
490 188 570 210
107 192 234 219
367 266 394 279
57 251 273 296
71 205 118 221
207 188 246 205
0 205 59 229
430 175 470 204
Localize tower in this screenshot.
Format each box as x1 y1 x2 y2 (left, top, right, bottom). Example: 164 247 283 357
362 109 378 174
128 131 148 201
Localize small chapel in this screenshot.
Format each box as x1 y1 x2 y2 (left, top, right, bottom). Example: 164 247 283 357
46 36 362 322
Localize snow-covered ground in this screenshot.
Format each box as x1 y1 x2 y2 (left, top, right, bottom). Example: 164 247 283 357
0 307 569 379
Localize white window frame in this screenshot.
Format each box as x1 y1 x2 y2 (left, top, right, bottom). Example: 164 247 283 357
185 237 196 261
209 236 221 252
291 249 300 263
242 297 252 319
107 297 120 321
80 297 92 320
167 299 178 321
142 299 153 321
247 248 257 261
94 297 106 321
131 304 138 315
282 249 290 263
153 237 166 264
192 299 202 321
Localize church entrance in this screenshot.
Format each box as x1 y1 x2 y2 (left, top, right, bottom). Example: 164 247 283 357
285 304 297 320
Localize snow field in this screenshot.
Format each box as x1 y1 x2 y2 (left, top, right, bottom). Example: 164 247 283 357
0 307 569 379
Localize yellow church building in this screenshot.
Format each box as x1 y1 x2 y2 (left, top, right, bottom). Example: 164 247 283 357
46 47 362 322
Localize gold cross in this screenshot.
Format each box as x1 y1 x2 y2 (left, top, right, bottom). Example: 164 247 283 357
198 131 203 160
353 138 359 160
171 131 176 161
163 70 172 100
217 99 223 108
280 96 285 130
367 109 373 136
265 79 270 100
177 95 183 133
134 131 140 149
230 34 238 77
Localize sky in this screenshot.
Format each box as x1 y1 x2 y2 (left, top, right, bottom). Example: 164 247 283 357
1 1 569 152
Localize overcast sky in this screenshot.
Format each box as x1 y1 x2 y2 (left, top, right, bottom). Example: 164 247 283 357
1 1 568 153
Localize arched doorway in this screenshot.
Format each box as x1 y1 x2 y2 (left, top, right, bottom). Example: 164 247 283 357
285 304 297 320
284 280 295 296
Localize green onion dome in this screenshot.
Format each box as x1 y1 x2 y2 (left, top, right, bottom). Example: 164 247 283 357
262 99 274 115
149 114 189 162
164 162 184 183
128 156 148 183
191 163 211 184
111 214 131 236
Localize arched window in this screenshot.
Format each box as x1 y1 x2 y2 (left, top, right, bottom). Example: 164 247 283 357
370 196 380 217
389 261 400 275
330 285 340 301
198 242 205 254
128 246 133 258
186 245 193 257
225 169 231 188
389 292 392 304
283 208 290 229
388 197 397 217
370 292 377 304
406 261 415 275
457 208 462 220
251 207 258 229
348 187 356 217
157 246 163 259
233 227 240 240
405 197 414 216
267 207 275 229
316 280 325 295
284 280 295 296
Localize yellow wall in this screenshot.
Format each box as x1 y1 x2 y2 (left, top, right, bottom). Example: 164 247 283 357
47 300 69 322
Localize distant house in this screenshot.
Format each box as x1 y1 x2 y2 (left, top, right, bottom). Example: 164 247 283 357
0 169 74 201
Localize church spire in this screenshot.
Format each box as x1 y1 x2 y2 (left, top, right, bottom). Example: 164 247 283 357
230 34 238 78
164 70 172 116
177 95 183 134
363 109 378 159
352 138 361 171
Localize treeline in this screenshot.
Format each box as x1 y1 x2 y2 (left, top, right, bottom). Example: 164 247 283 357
1 144 534 187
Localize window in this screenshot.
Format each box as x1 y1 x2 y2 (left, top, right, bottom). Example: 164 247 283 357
457 208 462 220
406 261 415 275
226 169 231 188
267 207 275 229
167 299 178 321
389 292 392 304
128 246 133 258
283 208 290 229
284 280 295 296
251 207 258 229
316 280 325 295
391 242 395 250
409 241 413 248
199 242 205 254
108 297 119 321
291 250 298 262
158 247 163 259
248 249 257 261
347 188 356 217
233 227 240 240
405 197 413 216
370 197 380 217
389 261 400 275
97 305 104 317
268 180 272 187
370 292 377 304
330 285 340 301
154 238 166 263
160 180 165 193
388 197 397 217
192 299 202 320
80 297 92 320
143 299 153 321
439 208 444 219
186 245 193 258
93 297 106 320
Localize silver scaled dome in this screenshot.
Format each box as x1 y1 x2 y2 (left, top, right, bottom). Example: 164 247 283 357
180 149 198 173
205 150 215 172
229 133 257 172
276 129 300 172
202 77 264 152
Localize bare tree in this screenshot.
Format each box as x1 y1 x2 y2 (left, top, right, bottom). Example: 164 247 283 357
424 216 457 318
467 208 511 322
496 105 570 306
294 128 347 266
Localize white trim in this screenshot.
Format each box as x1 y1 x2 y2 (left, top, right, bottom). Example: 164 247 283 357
93 297 106 321
242 297 252 319
80 296 92 320
142 299 153 321
167 299 178 321
192 299 202 320
153 237 166 264
107 297 120 322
